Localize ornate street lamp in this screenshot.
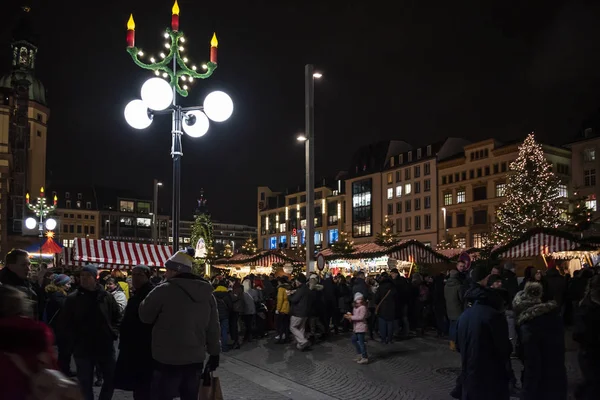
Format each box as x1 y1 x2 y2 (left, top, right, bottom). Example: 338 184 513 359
25 187 57 237
123 0 233 250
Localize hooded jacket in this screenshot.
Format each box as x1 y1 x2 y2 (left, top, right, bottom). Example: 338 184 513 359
288 283 311 318
213 285 233 321
276 283 291 314
139 273 220 365
513 283 567 400
444 272 464 320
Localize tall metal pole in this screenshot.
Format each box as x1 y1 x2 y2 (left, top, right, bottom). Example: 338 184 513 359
171 55 182 252
305 64 315 273
153 179 159 244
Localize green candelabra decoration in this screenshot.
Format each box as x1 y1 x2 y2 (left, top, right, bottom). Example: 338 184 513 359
125 0 218 97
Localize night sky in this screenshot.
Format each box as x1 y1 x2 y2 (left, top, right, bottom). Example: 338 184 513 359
2 0 600 226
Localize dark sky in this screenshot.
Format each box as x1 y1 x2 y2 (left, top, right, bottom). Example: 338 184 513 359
3 0 600 226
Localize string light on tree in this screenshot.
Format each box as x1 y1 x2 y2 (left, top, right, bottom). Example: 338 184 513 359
375 217 399 247
222 243 233 258
240 236 258 255
330 231 354 255
493 133 563 244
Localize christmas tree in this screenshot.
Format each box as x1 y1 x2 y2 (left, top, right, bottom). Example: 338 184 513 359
240 236 258 255
566 189 594 231
493 134 562 244
375 218 399 246
330 231 354 255
191 213 214 262
222 243 233 258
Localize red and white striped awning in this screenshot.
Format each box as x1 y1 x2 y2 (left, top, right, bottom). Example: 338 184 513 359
68 238 172 269
388 243 447 264
214 250 304 267
320 240 448 264
497 232 578 259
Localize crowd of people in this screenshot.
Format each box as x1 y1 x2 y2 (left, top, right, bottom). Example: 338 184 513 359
0 245 599 400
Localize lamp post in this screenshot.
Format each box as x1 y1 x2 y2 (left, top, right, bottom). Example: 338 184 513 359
298 65 322 272
25 187 57 262
124 1 233 251
153 179 163 244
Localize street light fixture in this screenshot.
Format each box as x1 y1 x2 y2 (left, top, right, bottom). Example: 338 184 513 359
124 1 233 250
25 187 57 238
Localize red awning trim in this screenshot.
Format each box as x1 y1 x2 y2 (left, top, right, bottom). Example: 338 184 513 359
70 238 172 268
497 232 578 259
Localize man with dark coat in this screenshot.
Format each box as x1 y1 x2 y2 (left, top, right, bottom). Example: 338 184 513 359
455 266 512 400
288 274 311 350
61 264 122 400
390 268 410 337
0 249 39 317
115 265 155 400
513 282 567 400
502 262 519 354
374 273 397 344
544 264 566 308
352 271 369 300
321 273 337 335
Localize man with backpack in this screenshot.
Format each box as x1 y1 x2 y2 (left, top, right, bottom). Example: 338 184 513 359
139 250 220 400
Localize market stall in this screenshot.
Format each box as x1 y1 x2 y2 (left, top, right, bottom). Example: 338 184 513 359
26 233 63 266
62 238 172 270
213 249 304 277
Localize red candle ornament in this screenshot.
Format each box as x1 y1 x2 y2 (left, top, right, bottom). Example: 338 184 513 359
40 186 44 198
53 195 58 206
171 0 180 31
210 33 218 64
26 193 29 204
126 14 135 47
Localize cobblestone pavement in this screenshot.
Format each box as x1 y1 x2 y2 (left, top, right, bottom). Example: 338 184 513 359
99 332 582 400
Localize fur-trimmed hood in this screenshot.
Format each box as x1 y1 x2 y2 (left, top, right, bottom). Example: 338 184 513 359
513 282 558 326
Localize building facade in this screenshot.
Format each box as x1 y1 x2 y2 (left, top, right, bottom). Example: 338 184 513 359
437 139 571 248
258 180 346 251
567 134 600 221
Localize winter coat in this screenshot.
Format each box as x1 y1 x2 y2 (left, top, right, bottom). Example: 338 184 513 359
117 281 130 300
232 283 245 314
110 286 128 314
213 285 233 321
43 284 68 335
309 280 324 317
456 285 512 400
139 273 220 365
288 283 311 318
336 283 352 313
322 277 337 310
0 267 39 319
513 290 567 400
61 284 122 358
0 316 58 400
444 274 464 320
573 297 600 399
114 282 154 391
544 268 566 307
352 278 369 300
276 283 291 314
350 304 368 333
374 278 397 321
502 269 519 308
242 291 256 315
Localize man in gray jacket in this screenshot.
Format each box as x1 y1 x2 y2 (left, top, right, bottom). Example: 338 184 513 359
139 250 220 400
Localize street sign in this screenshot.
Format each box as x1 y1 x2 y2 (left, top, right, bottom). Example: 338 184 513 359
317 253 325 271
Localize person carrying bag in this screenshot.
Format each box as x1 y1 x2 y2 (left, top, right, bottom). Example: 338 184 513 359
198 364 223 400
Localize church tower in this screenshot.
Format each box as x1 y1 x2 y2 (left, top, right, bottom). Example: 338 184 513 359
0 4 48 252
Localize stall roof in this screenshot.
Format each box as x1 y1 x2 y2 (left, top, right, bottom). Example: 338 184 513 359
68 238 172 269
320 240 449 263
214 249 304 267
491 228 579 259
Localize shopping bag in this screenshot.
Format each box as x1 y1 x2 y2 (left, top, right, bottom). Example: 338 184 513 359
212 376 224 400
198 369 223 400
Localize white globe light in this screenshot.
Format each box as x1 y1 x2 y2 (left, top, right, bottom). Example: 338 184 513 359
25 217 37 230
45 218 57 231
183 110 210 138
124 100 153 129
141 77 173 111
203 91 233 122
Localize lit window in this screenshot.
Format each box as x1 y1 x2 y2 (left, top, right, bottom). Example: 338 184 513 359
586 195 597 211
585 169 596 187
444 193 452 206
279 223 287 232
496 183 506 197
584 148 596 162
404 183 412 195
120 200 135 212
387 173 393 184
472 233 488 248
557 184 568 198
387 188 393 200
328 229 339 243
136 218 151 227
270 237 277 249
396 185 402 198
457 190 466 204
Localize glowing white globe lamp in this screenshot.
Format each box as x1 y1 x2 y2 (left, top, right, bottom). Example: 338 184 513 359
25 217 37 230
45 218 57 231
141 77 173 111
124 100 153 129
183 111 210 138
203 91 233 122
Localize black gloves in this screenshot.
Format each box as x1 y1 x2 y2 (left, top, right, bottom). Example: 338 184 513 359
207 354 220 371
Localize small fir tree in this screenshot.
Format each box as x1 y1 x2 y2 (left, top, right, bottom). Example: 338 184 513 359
330 231 354 255
375 218 399 247
566 189 594 231
222 243 233 258
240 236 258 255
493 134 563 244
191 213 214 262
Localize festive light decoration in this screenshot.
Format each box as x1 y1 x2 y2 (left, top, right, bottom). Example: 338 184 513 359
330 231 354 255
126 0 217 97
375 218 399 247
240 236 258 255
222 243 233 258
493 134 563 244
565 189 595 231
26 187 57 237
191 213 215 262
436 234 458 250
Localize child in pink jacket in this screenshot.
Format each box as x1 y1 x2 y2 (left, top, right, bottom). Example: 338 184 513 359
345 292 369 364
